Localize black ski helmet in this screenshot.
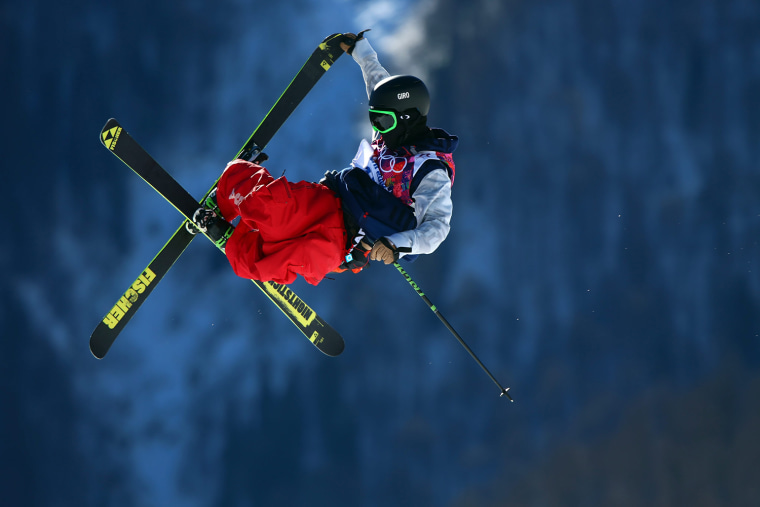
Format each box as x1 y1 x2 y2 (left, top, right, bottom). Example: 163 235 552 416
369 75 430 116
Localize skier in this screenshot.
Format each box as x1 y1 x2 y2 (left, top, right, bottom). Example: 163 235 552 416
191 32 458 286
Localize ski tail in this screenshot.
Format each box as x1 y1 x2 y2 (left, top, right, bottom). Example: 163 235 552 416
254 280 345 357
90 228 193 358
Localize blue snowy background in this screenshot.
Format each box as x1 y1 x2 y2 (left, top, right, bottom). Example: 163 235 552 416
4 0 760 505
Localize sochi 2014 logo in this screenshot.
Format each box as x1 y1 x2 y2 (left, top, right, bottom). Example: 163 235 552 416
377 145 408 174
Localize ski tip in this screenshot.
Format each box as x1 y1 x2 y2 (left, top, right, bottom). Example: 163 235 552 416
322 33 342 41
100 119 124 151
318 33 348 60
102 118 119 131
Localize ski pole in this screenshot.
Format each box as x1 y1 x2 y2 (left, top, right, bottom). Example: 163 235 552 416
392 262 513 401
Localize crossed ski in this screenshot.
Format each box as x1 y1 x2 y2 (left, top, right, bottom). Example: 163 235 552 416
91 35 347 358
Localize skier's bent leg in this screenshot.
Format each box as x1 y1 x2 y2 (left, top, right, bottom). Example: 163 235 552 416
216 159 277 222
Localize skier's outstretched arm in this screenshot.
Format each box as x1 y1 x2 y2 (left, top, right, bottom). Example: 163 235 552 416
345 36 391 98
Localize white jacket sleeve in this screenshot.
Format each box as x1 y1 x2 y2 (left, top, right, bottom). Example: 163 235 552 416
386 169 453 256
351 38 391 98
351 38 453 257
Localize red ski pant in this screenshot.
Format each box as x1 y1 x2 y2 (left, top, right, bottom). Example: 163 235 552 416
216 159 347 286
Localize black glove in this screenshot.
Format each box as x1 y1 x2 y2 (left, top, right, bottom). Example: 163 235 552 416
319 170 340 186
340 29 371 54
336 242 371 273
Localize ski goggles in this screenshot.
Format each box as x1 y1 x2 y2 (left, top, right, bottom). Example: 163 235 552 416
368 109 398 133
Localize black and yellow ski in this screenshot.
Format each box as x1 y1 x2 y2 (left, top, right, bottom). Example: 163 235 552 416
90 35 347 359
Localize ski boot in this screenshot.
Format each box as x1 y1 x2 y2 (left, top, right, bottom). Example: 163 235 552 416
203 188 221 216
186 189 232 250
